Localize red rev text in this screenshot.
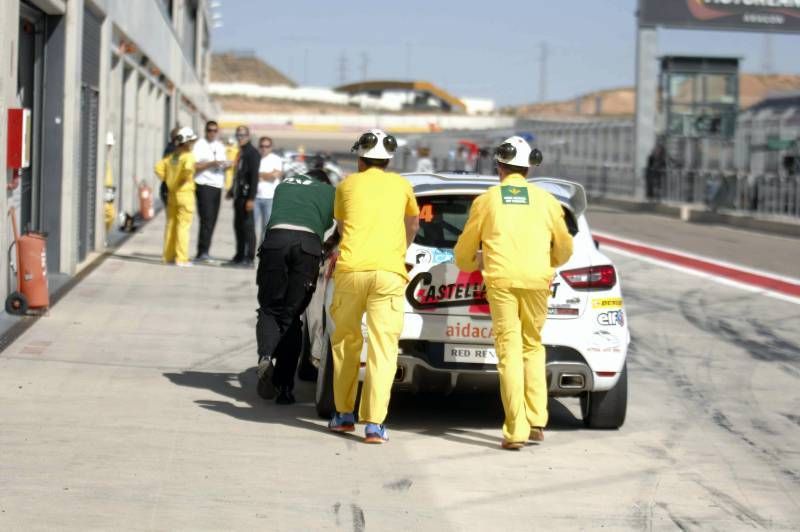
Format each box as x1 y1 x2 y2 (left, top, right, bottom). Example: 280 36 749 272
446 321 494 339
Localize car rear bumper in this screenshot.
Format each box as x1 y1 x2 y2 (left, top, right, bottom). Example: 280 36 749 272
395 341 595 396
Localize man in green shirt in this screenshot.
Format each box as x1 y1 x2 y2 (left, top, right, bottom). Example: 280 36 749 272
256 166 335 404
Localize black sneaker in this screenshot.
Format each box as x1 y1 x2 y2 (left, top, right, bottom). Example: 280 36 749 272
275 387 296 405
256 357 276 400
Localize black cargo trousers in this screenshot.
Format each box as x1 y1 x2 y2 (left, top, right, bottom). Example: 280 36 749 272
256 228 322 390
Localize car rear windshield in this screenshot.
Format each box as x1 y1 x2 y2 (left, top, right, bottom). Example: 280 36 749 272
414 194 476 248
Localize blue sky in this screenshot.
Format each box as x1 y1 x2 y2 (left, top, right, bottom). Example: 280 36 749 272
212 0 800 105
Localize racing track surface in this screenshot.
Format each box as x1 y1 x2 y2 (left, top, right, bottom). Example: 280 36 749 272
1 134 798 529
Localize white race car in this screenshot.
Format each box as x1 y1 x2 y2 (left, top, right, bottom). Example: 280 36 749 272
301 173 630 429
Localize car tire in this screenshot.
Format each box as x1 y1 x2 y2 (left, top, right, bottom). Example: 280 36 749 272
297 320 318 382
580 361 627 429
315 341 336 419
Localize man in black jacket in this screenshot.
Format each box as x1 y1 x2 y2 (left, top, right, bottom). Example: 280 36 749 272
227 125 260 267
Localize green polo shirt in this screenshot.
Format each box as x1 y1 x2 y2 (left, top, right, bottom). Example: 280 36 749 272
267 174 335 241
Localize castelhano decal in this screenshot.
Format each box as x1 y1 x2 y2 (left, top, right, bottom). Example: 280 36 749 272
406 264 488 311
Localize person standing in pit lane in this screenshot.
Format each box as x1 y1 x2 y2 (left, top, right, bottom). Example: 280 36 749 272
255 167 335 405
255 136 283 245
226 126 261 268
454 136 573 450
155 127 199 267
193 120 229 262
327 129 420 444
160 127 181 207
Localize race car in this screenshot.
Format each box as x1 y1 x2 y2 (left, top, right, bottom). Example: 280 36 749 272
301 173 629 429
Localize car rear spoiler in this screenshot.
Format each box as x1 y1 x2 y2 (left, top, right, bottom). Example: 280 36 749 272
529 177 587 219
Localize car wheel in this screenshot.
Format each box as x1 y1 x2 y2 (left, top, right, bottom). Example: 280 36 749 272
297 320 318 382
315 340 335 419
580 362 627 429
5 291 28 316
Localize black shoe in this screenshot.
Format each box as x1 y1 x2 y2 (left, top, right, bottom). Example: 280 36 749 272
195 253 212 262
275 387 296 405
256 357 276 400
241 259 255 269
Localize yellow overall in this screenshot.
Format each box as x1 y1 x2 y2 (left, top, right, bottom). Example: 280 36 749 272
454 175 573 442
155 151 196 263
330 167 419 424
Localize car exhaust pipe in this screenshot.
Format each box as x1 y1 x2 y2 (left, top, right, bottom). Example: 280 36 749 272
559 373 585 389
395 365 406 383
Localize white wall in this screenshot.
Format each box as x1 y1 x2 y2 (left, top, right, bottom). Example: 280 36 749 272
219 112 515 133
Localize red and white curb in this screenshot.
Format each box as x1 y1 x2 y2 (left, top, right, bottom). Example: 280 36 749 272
593 231 800 306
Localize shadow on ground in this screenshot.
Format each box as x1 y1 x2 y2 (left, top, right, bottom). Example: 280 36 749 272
111 252 242 269
164 368 585 449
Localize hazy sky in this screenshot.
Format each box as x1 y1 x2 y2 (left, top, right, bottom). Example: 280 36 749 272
212 0 800 105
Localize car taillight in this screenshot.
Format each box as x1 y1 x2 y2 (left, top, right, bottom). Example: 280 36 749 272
560 265 616 290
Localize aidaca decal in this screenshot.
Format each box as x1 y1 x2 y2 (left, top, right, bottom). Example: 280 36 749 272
501 186 530 205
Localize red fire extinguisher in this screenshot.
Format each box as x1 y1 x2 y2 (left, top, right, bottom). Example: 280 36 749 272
5 207 49 315
139 181 154 220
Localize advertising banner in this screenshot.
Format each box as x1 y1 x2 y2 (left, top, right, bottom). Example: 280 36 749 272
639 0 800 33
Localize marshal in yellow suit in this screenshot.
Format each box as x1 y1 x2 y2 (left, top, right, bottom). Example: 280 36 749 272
155 150 196 264
455 173 573 444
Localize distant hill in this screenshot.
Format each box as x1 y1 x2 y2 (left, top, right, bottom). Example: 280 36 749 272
513 74 800 118
211 52 296 87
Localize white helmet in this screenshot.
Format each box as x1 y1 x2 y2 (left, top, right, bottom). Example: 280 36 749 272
176 127 198 145
494 135 543 168
351 129 398 160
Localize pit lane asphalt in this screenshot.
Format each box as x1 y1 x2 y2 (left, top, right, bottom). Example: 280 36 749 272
1 171 799 531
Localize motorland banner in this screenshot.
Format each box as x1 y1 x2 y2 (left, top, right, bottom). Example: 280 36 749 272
639 0 800 33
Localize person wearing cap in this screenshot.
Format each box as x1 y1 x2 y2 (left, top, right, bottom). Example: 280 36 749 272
454 136 573 450
327 129 420 444
155 127 199 267
255 166 335 405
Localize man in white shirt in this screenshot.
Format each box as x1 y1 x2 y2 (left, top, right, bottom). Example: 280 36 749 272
256 136 283 244
193 120 229 261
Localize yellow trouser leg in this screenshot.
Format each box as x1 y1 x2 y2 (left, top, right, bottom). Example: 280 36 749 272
163 199 179 262
330 271 369 415
359 271 405 425
519 289 550 429
488 287 530 442
173 192 195 263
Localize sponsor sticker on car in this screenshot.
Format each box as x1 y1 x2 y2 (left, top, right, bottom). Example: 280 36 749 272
592 297 623 309
597 310 625 327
